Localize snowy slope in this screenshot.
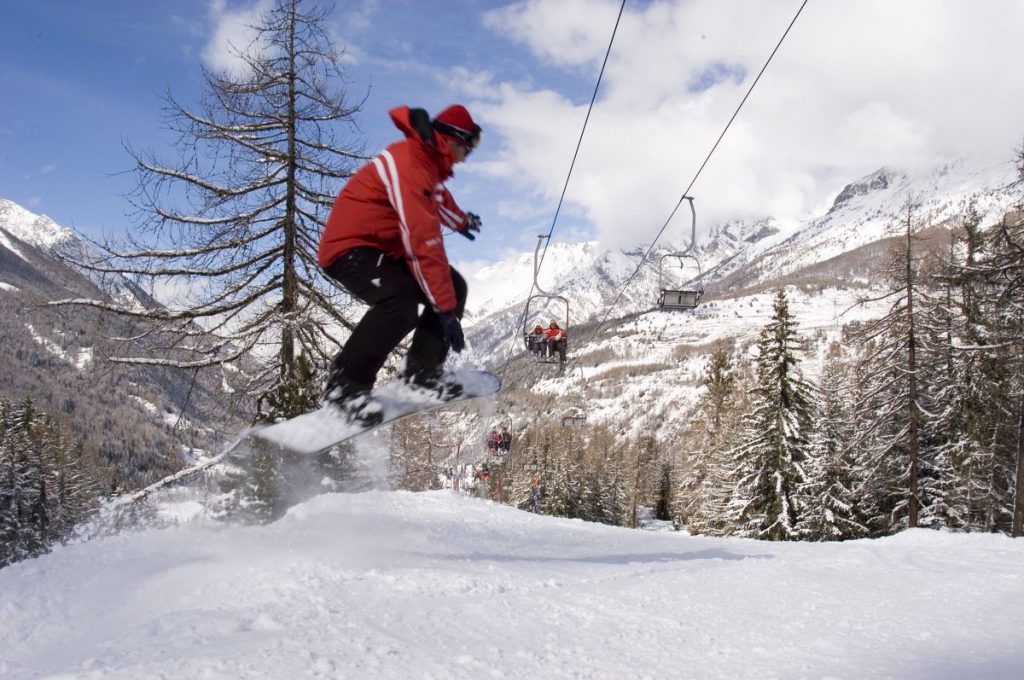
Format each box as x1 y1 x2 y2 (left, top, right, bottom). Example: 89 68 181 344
516 285 890 446
1 490 1022 679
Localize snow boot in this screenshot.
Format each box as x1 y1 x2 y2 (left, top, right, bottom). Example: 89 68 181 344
323 377 384 427
401 369 464 402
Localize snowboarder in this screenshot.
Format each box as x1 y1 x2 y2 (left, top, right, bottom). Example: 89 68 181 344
318 104 483 425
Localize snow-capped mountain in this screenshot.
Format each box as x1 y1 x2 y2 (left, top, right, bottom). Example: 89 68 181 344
0 198 156 310
0 199 239 488
460 156 1020 357
456 157 1020 448
711 158 1019 292
0 199 74 249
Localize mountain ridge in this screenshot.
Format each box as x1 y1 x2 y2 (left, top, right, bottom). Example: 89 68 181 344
461 156 1018 360
2 154 1018 485
0 200 242 490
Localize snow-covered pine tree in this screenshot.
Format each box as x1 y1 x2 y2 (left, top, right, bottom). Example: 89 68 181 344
971 197 1024 536
0 399 24 567
847 200 939 534
1 399 104 567
545 447 578 520
915 207 995 530
0 399 46 564
582 423 626 525
535 430 556 515
47 438 102 541
506 428 538 511
676 345 744 535
797 345 868 541
728 289 815 541
946 208 1013 531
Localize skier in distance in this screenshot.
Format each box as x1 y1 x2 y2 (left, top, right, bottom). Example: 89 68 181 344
317 104 483 425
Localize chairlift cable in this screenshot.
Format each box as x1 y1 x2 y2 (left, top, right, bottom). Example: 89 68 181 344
496 0 627 383
492 0 807 449
563 0 809 378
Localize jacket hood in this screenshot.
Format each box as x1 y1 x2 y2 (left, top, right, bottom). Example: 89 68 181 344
389 106 455 179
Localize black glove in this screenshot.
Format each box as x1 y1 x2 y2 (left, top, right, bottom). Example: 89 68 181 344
438 310 465 353
460 212 481 241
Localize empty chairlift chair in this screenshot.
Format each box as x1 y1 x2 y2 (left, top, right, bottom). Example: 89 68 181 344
657 196 705 311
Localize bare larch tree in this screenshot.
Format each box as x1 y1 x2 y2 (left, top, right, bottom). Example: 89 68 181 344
53 0 365 405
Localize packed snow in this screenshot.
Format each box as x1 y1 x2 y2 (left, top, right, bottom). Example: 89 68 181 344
2 489 1022 679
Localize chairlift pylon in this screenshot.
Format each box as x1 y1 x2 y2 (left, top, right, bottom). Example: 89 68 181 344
657 196 704 310
523 235 571 366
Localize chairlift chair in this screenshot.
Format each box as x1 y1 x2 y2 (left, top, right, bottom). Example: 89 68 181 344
559 367 588 428
494 416 513 453
657 196 704 311
522 235 571 365
560 408 587 429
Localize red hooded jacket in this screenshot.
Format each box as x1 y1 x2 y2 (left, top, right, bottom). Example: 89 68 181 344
545 325 567 342
318 106 472 312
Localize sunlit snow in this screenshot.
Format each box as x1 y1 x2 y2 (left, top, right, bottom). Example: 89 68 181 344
1 490 1021 679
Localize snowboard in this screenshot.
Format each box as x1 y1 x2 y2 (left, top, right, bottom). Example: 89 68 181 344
110 368 500 508
250 367 501 455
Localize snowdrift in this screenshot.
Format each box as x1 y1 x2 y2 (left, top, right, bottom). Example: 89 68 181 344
2 490 1023 679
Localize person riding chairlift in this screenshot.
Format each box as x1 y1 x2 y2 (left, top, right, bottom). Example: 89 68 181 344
527 323 545 356
544 321 567 363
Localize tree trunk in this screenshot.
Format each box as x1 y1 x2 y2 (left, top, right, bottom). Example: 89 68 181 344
904 209 920 528
280 1 300 379
1012 397 1024 537
629 447 641 529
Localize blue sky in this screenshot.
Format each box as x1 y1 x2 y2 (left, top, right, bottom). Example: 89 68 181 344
4 0 1024 270
0 0 567 261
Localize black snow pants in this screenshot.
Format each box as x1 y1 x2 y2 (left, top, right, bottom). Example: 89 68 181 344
322 247 467 389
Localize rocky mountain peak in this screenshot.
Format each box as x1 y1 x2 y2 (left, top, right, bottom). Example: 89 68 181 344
0 198 74 250
830 168 899 210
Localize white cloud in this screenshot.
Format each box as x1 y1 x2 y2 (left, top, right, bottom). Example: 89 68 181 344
148 275 211 309
202 0 274 75
28 197 42 208
343 0 378 33
40 164 57 174
483 0 624 72
475 0 1024 248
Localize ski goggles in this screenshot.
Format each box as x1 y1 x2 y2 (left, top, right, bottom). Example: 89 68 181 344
434 121 482 154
